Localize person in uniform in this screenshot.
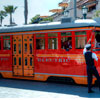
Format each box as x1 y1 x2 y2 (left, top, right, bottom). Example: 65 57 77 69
83 41 100 93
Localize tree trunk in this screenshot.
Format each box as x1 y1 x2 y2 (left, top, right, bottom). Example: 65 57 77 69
0 16 3 26
10 13 12 25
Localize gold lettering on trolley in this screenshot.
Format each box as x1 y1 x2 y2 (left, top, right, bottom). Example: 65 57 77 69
36 54 85 64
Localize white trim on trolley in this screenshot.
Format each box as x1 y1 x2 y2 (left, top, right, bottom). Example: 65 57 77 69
35 73 87 78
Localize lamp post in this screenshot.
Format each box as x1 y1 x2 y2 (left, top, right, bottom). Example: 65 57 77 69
74 0 77 20
82 6 88 19
64 10 69 17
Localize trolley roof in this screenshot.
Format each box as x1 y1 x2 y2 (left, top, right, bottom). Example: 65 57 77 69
0 19 100 33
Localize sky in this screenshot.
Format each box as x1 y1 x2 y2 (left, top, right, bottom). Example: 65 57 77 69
0 0 62 25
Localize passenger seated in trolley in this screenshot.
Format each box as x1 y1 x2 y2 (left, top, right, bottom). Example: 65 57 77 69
62 37 72 51
36 39 45 49
95 34 100 48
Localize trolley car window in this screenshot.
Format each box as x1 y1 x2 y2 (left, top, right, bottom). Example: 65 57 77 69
3 36 11 50
75 31 87 49
30 57 32 66
19 44 21 54
19 57 21 65
48 33 58 37
61 37 72 50
24 43 27 53
48 33 58 49
30 43 32 54
18 39 21 42
14 39 16 42
14 57 16 65
48 38 58 49
75 31 86 35
24 39 27 41
29 39 32 41
61 32 72 51
36 39 45 49
61 32 71 36
95 31 100 48
14 44 16 54
25 57 27 65
3 36 10 39
36 34 45 50
36 34 45 37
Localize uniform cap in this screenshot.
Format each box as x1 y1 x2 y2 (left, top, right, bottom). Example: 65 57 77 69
85 44 91 50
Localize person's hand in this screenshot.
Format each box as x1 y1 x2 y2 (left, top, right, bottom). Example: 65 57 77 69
87 38 91 44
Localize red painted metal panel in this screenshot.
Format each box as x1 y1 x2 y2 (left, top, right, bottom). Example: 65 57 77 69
0 36 12 71
34 31 88 77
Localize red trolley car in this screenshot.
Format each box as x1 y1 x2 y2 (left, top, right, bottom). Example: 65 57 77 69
0 19 100 85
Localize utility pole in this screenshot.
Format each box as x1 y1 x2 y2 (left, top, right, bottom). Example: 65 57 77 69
24 0 28 24
74 0 77 20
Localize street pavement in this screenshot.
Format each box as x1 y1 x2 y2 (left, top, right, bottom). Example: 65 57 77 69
0 78 100 98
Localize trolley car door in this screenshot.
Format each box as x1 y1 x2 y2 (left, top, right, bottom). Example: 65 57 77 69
13 35 23 76
13 34 34 77
23 34 34 76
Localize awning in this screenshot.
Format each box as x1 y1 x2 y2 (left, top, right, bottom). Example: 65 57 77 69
77 0 97 7
59 2 68 7
49 9 63 13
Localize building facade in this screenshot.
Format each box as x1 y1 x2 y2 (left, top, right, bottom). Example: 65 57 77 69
51 0 100 21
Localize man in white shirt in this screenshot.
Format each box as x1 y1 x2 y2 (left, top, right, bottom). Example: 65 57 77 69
83 43 100 93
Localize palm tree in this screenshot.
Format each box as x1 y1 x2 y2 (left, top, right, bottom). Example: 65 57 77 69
0 10 7 26
4 5 17 25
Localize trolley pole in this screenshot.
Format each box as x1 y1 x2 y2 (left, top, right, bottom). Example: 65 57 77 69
24 0 28 25
74 0 77 20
